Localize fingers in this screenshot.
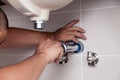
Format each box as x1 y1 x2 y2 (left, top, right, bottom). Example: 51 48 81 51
71 36 79 43
68 31 87 40
67 27 85 33
65 26 86 41
37 40 64 63
54 42 64 63
65 35 80 43
64 20 79 28
54 51 64 63
53 20 87 42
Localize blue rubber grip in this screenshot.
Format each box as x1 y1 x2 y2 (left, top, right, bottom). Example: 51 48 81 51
75 42 84 53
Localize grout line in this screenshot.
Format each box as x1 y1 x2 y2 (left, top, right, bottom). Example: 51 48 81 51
81 54 83 80
82 6 120 11
52 5 120 14
98 55 120 57
80 0 83 80
72 54 120 57
51 10 80 14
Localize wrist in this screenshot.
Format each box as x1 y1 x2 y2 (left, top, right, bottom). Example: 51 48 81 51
49 32 55 40
38 32 55 43
34 53 50 64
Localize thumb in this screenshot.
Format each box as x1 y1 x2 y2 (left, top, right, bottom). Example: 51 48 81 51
64 20 79 28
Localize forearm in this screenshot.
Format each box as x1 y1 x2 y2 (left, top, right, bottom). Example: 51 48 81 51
0 36 63 80
0 27 53 48
0 54 48 80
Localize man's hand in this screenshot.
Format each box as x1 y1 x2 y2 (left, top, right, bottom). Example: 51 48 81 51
0 39 64 80
53 20 87 42
35 39 63 63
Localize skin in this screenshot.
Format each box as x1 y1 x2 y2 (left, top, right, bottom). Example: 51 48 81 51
0 39 64 80
0 8 87 80
0 8 7 43
0 20 86 48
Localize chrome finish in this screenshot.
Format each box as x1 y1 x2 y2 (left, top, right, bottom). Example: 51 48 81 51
87 51 99 66
58 53 69 64
58 41 84 64
62 41 84 54
33 20 46 29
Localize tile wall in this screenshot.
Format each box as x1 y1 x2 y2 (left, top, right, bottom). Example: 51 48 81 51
82 0 120 80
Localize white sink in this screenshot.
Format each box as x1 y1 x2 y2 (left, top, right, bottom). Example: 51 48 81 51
7 0 73 29
7 0 73 21
30 0 73 11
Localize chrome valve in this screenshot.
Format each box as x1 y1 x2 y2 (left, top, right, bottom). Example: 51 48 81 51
87 51 99 67
58 41 84 64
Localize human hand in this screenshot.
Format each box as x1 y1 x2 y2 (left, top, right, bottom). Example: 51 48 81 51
53 20 87 43
35 39 63 63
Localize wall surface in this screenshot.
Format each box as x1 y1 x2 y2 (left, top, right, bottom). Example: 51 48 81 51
1 0 120 80
82 0 120 80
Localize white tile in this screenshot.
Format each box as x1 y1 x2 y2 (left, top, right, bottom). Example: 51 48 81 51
53 0 80 13
0 47 35 55
8 16 34 30
0 54 32 67
45 11 80 32
1 4 23 18
83 55 120 80
0 48 34 67
82 0 120 10
82 7 120 55
40 55 82 80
